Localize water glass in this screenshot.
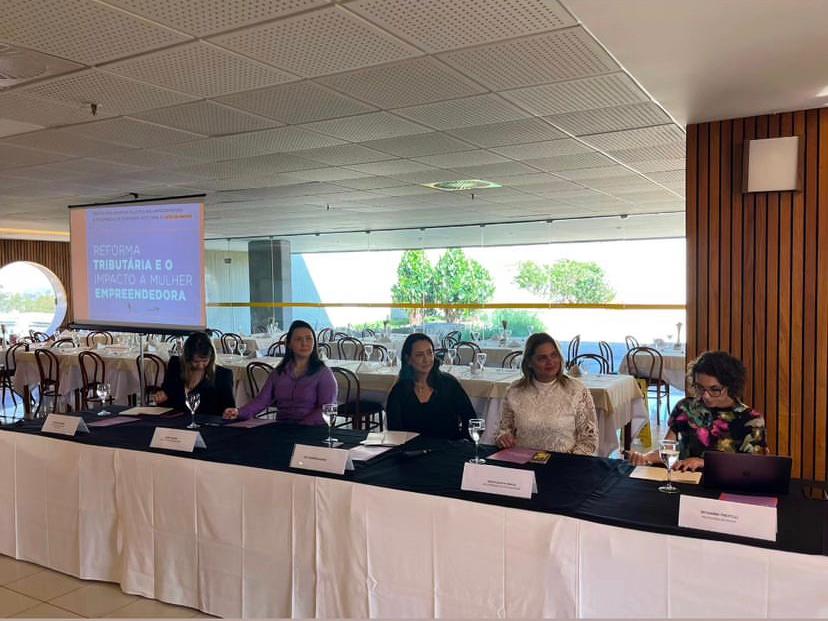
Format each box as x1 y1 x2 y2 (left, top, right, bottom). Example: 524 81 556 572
186 390 201 430
475 352 488 369
238 341 248 357
363 344 374 363
96 382 111 416
468 418 486 464
446 347 457 366
321 403 338 446
658 439 680 494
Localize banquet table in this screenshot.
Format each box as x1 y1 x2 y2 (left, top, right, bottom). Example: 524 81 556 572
226 358 646 457
0 414 826 618
619 347 687 391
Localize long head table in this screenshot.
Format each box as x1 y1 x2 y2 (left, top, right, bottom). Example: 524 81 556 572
0 411 826 618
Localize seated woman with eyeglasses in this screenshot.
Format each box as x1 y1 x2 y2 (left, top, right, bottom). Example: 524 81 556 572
628 350 766 471
495 333 598 455
385 333 475 439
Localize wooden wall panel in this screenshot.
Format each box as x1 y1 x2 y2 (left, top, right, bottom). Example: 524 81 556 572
688 107 828 480
0 240 72 327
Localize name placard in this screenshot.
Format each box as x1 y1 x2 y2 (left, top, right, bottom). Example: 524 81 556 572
150 428 206 452
289 443 354 474
42 414 89 436
461 463 537 499
678 495 777 541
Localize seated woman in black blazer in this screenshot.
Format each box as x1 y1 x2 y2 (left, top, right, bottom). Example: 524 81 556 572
386 333 475 440
155 331 235 416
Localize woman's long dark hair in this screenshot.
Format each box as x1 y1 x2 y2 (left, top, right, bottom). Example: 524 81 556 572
181 331 217 386
398 332 442 389
515 332 568 389
275 320 324 375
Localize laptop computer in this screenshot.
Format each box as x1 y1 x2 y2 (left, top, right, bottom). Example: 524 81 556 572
703 452 792 495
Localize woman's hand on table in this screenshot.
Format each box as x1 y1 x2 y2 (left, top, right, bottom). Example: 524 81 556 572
496 432 516 449
222 407 240 420
674 457 704 471
626 450 660 466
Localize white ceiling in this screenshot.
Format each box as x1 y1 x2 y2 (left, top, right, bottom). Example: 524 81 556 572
0 0 695 248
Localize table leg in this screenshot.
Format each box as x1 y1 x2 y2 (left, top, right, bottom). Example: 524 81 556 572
623 421 632 452
23 384 32 419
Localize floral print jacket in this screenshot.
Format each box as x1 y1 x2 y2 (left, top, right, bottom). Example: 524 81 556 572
667 398 766 460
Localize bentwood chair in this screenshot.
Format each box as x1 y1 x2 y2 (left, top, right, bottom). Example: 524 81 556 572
624 335 640 350
366 343 388 362
221 333 244 355
30 330 51 343
50 337 74 349
317 342 332 359
337 336 364 361
361 328 376 338
502 350 523 369
567 353 610 375
566 335 581 366
330 366 384 432
266 339 286 357
1 342 28 409
79 350 110 411
134 353 166 406
441 330 462 349
87 330 114 347
625 346 670 423
318 328 334 343
598 341 616 373
454 341 481 365
245 361 275 415
34 348 63 415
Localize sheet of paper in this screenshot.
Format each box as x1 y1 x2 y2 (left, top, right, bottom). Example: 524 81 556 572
360 431 419 446
226 417 278 428
87 416 140 428
349 445 393 461
629 465 702 484
121 406 174 416
488 447 537 464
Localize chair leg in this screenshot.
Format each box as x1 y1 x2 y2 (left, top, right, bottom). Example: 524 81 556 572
655 384 662 425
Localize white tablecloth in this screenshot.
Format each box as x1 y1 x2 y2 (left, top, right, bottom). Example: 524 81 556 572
1 432 826 618
619 349 687 391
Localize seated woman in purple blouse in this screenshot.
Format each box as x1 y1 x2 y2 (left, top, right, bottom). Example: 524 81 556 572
222 320 336 424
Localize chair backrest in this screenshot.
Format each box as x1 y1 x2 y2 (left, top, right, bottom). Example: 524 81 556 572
317 342 332 359
366 343 387 361
567 353 609 375
87 330 113 346
625 346 664 380
441 330 461 349
330 366 359 409
625 335 640 350
136 353 166 395
502 350 523 369
598 341 615 371
246 361 274 400
30 330 51 343
207 327 225 338
50 337 74 349
361 328 376 338
434 347 448 364
5 342 29 373
566 335 581 364
337 336 364 360
79 350 106 394
34 348 60 385
266 339 286 357
454 341 481 365
221 333 243 354
318 327 334 342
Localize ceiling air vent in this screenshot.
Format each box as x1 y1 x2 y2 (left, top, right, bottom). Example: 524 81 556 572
0 43 81 88
422 179 502 191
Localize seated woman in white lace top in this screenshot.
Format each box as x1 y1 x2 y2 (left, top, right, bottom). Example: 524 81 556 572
496 333 598 455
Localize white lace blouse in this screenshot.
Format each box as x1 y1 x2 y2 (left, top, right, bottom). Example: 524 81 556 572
497 377 598 455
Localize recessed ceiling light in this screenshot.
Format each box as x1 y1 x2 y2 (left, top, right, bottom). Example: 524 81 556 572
422 179 502 191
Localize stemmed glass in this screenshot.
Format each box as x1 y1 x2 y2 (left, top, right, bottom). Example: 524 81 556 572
471 330 480 343
321 403 338 446
237 341 247 358
363 344 374 365
185 390 201 430
475 352 487 370
468 418 486 464
658 439 680 494
447 347 457 367
96 382 111 416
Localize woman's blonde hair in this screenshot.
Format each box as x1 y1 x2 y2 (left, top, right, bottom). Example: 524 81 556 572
515 332 568 389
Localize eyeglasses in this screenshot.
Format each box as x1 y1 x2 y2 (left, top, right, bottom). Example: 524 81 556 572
692 383 725 397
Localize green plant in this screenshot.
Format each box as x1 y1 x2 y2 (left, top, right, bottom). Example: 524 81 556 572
514 259 614 304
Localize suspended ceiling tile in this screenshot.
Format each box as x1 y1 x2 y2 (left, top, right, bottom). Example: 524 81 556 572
501 73 649 116
545 101 672 135
0 0 190 65
345 159 438 176
173 152 319 178
300 112 431 142
645 169 686 185
21 70 197 116
104 42 296 98
360 133 476 158
102 0 328 37
491 138 592 160
558 165 636 181
2 127 133 157
317 56 486 109
102 148 204 169
439 27 618 90
413 150 510 169
290 144 396 166
445 118 565 148
329 176 409 190
346 0 575 53
447 161 536 178
580 124 686 151
395 94 530 130
215 81 376 124
284 167 375 182
609 141 686 163
523 151 616 172
631 158 686 173
62 117 203 148
210 6 421 77
133 101 281 136
0 92 103 127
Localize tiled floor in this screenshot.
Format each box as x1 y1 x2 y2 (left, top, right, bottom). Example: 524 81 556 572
0 556 210 618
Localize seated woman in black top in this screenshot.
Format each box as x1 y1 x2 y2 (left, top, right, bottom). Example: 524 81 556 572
385 333 475 440
155 331 235 416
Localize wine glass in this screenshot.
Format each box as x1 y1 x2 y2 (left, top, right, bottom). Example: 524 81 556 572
96 382 111 416
468 418 486 464
475 352 487 370
471 330 480 343
321 403 338 446
185 390 201 430
238 341 248 358
658 439 680 494
363 344 374 364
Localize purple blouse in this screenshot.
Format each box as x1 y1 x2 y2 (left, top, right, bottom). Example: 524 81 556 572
239 362 337 425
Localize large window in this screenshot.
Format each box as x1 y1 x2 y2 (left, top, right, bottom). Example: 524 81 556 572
0 261 67 337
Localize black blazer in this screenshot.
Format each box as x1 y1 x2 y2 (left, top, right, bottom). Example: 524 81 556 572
159 355 235 416
385 371 475 440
